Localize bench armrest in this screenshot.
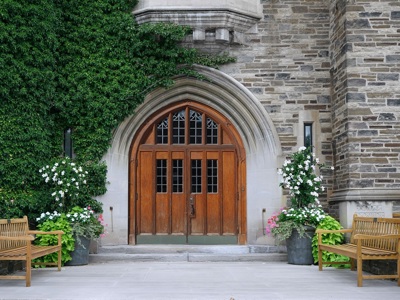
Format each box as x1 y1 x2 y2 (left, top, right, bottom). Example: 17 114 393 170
27 230 64 235
353 234 400 240
316 229 352 245
0 235 35 241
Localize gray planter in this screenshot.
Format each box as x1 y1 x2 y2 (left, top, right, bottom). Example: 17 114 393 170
65 236 90 266
286 226 315 265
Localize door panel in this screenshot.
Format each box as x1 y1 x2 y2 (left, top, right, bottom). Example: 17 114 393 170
138 151 153 234
222 151 237 234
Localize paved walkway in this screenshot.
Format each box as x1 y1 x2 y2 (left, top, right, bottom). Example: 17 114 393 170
0 258 398 300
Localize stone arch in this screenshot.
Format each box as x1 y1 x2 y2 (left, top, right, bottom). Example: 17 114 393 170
100 65 282 245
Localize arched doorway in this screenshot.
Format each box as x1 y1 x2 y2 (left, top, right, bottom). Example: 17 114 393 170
129 101 246 244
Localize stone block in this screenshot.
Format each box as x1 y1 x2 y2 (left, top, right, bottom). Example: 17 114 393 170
193 29 205 41
391 11 400 19
378 113 396 121
339 201 393 229
346 93 366 102
347 78 366 86
377 73 399 81
216 28 230 43
387 99 400 106
386 55 400 62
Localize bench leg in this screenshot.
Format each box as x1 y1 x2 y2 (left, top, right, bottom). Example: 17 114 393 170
357 258 363 287
26 260 31 287
397 257 400 287
58 249 62 271
318 247 323 271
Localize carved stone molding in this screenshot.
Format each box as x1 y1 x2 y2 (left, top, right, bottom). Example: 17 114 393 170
330 189 400 202
132 8 261 47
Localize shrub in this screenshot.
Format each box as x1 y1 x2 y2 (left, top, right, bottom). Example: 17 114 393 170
311 215 350 267
33 216 75 266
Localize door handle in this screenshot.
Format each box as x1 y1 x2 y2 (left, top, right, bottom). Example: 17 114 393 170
189 196 195 217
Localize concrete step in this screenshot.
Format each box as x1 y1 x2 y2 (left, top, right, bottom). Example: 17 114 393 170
90 245 288 263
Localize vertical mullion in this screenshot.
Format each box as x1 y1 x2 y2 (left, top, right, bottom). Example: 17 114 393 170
168 152 172 234
152 151 156 235
219 151 223 235
168 113 172 145
202 114 206 145
185 107 189 145
202 151 207 235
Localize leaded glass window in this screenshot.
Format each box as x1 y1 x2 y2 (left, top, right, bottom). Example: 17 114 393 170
207 159 218 193
191 159 202 193
189 110 202 144
172 159 183 193
206 118 218 144
156 159 167 193
156 117 168 144
173 110 185 144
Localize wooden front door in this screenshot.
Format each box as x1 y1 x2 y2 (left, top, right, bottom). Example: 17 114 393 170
130 102 246 244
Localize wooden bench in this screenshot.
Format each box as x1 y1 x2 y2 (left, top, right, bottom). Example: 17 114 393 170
0 216 63 287
317 215 400 287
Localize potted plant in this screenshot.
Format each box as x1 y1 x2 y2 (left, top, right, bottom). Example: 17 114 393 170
35 206 105 265
266 146 334 265
35 157 106 265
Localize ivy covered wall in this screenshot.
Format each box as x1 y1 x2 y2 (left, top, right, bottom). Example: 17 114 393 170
0 0 232 220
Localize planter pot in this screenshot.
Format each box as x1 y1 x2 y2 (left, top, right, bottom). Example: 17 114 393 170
286 226 315 265
65 236 90 266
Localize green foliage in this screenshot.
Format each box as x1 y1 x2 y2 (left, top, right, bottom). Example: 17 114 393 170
66 206 105 241
0 0 60 191
0 189 52 222
311 215 350 267
33 216 75 266
38 157 104 213
0 0 234 222
270 219 308 243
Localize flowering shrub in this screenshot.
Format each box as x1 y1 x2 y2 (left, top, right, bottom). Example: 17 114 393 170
36 206 105 241
278 146 333 208
39 157 89 211
267 146 334 242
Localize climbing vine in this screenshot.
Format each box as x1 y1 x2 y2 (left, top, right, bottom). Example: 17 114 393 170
0 0 235 219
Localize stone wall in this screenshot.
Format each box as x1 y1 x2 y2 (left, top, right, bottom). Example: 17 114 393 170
329 0 400 204
220 0 334 207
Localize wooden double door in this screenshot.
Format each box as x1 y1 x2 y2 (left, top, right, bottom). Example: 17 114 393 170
130 102 246 244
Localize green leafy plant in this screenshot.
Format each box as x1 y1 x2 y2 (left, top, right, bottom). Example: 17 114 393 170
0 189 52 222
311 215 350 267
33 216 75 266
